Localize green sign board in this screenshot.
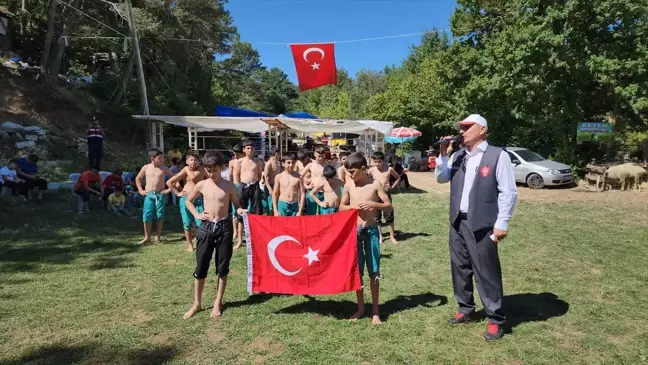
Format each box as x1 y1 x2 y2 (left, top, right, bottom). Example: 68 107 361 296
576 122 614 142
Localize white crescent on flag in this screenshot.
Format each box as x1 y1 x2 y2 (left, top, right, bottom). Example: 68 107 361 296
303 47 325 62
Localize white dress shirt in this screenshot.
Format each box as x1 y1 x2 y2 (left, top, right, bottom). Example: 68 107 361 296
435 141 518 231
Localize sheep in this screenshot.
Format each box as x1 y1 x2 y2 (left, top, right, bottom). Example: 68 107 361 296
601 163 647 191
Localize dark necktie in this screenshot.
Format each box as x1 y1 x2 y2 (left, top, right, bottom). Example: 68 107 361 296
461 155 467 173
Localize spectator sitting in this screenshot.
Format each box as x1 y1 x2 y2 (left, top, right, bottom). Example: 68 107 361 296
108 186 132 216
75 168 104 213
0 159 29 201
102 169 124 208
16 154 48 203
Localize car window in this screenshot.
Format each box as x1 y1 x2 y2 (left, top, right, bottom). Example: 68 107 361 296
506 151 518 162
515 149 546 162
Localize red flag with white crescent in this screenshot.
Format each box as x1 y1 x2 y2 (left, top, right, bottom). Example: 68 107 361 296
290 43 337 92
243 210 360 295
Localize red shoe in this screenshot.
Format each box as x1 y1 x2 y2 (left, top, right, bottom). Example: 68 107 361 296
447 312 475 324
483 322 504 341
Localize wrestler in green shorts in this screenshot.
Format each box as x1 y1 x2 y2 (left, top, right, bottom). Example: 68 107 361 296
277 200 300 216
357 225 381 279
142 192 166 223
179 196 204 230
304 189 318 215
319 206 339 215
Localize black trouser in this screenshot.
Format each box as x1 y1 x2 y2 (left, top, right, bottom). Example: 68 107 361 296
237 182 262 221
88 140 103 170
449 214 505 324
1 181 29 197
375 191 394 224
401 174 410 188
75 187 93 202
25 178 48 191
194 219 234 278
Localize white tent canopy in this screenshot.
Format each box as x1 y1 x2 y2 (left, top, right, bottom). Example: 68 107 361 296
132 115 393 135
132 115 393 154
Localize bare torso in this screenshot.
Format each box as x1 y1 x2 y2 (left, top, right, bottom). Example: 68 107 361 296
265 158 282 187
347 179 381 226
368 167 392 192
322 177 344 208
307 162 325 181
239 157 261 184
337 165 349 184
182 167 206 193
144 164 169 192
199 178 235 220
277 171 302 202
229 160 240 184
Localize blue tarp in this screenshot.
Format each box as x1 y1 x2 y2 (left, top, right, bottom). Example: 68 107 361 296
215 106 274 117
215 106 318 119
284 112 319 119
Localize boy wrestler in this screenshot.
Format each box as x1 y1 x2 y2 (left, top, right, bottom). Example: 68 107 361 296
135 148 175 244
310 164 344 215
166 152 206 251
368 151 401 245
272 152 305 216
340 152 392 325
183 150 247 319
234 140 263 250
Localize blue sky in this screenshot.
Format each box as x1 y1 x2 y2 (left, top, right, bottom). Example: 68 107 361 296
225 0 457 83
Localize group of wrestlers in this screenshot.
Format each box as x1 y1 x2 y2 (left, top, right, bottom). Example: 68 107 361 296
132 140 403 324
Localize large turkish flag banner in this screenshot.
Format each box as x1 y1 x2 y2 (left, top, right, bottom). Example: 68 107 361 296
243 210 360 295
290 43 337 92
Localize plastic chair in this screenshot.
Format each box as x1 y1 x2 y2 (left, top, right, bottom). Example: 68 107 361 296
69 173 82 212
99 171 111 183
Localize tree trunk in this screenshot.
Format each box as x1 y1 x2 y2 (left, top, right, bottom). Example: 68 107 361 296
40 0 58 75
48 24 68 89
109 51 136 106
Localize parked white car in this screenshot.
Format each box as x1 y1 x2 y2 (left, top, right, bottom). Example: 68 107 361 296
505 147 573 189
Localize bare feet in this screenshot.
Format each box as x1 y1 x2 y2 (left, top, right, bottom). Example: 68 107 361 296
185 246 194 253
210 303 222 318
154 237 161 245
349 308 365 322
138 238 151 245
183 305 202 319
233 242 243 251
371 314 382 325
390 236 399 245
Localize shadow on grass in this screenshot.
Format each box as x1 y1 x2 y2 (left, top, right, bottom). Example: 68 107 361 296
275 292 448 321
225 293 281 310
393 186 427 195
395 231 431 241
502 292 569 332
3 343 178 365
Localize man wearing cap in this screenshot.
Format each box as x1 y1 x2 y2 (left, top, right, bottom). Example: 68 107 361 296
435 114 518 341
87 117 104 170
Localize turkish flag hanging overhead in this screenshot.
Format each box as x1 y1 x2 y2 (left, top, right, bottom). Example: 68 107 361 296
243 210 360 295
290 43 337 92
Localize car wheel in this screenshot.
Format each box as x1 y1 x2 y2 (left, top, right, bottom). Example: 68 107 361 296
526 173 545 189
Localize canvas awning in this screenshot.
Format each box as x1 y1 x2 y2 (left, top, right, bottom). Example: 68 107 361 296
132 115 394 135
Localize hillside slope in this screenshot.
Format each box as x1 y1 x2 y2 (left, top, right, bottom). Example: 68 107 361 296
0 68 149 179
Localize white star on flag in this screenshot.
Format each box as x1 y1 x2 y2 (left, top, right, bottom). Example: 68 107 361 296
303 246 320 266
311 62 320 70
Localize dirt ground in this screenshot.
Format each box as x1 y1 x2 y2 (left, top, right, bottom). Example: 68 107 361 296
406 172 647 206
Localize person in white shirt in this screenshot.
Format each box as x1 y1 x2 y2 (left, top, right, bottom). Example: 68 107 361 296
435 114 518 341
0 159 29 199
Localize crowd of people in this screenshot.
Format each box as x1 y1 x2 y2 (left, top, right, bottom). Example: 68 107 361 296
0 154 49 203
158 142 404 324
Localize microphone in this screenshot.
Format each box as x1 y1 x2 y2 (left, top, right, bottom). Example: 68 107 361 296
435 135 463 145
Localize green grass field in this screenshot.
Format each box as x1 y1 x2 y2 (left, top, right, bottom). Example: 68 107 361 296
1 189 647 364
